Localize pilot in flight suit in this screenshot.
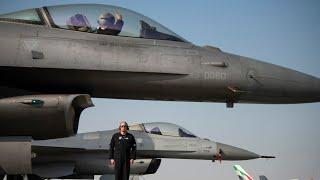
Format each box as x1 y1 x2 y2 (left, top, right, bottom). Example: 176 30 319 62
109 121 136 180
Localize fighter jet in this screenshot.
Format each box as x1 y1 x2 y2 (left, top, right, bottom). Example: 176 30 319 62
0 4 319 108
0 3 319 141
3 122 272 180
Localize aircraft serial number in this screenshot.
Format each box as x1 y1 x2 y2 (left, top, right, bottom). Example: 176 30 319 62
204 72 227 80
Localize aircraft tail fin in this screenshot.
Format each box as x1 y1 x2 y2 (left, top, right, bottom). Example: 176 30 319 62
233 165 254 180
259 175 269 180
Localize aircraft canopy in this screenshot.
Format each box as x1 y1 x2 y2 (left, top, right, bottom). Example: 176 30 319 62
0 4 186 42
135 122 197 138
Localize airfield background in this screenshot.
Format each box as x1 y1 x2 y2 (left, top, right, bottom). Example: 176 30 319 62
1 0 319 179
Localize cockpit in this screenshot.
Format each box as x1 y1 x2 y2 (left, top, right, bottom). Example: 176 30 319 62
0 4 186 42
130 122 197 138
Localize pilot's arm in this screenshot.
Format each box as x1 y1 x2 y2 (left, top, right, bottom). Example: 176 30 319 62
130 134 137 161
109 134 116 161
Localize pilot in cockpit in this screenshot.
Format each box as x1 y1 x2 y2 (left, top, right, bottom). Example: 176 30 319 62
96 12 124 35
66 14 92 32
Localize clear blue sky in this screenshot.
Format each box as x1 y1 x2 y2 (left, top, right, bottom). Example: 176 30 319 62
1 1 320 179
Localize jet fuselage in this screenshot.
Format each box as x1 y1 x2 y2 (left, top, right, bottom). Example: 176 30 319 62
1 21 319 106
31 126 262 178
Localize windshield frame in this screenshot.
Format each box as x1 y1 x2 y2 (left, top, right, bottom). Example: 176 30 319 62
0 8 45 25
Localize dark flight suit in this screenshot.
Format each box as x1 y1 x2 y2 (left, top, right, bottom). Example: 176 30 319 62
109 132 136 180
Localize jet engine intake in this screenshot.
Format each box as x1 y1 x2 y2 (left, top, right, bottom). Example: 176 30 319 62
0 94 94 139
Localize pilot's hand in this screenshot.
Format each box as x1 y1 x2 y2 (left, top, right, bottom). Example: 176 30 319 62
110 159 115 165
130 159 134 164
115 12 122 20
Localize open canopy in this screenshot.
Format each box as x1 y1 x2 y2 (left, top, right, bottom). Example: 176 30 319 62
0 4 186 42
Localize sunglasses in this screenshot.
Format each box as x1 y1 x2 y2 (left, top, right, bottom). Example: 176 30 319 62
120 125 127 128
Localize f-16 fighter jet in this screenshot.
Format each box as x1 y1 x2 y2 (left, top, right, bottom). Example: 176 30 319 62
22 122 274 180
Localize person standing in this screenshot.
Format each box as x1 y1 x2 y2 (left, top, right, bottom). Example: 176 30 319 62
109 121 137 180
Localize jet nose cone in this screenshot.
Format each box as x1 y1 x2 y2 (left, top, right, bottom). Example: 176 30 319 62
216 143 260 160
241 56 320 103
295 72 320 96
284 73 320 103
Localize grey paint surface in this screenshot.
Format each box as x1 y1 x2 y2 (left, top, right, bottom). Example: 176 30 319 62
0 137 32 174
